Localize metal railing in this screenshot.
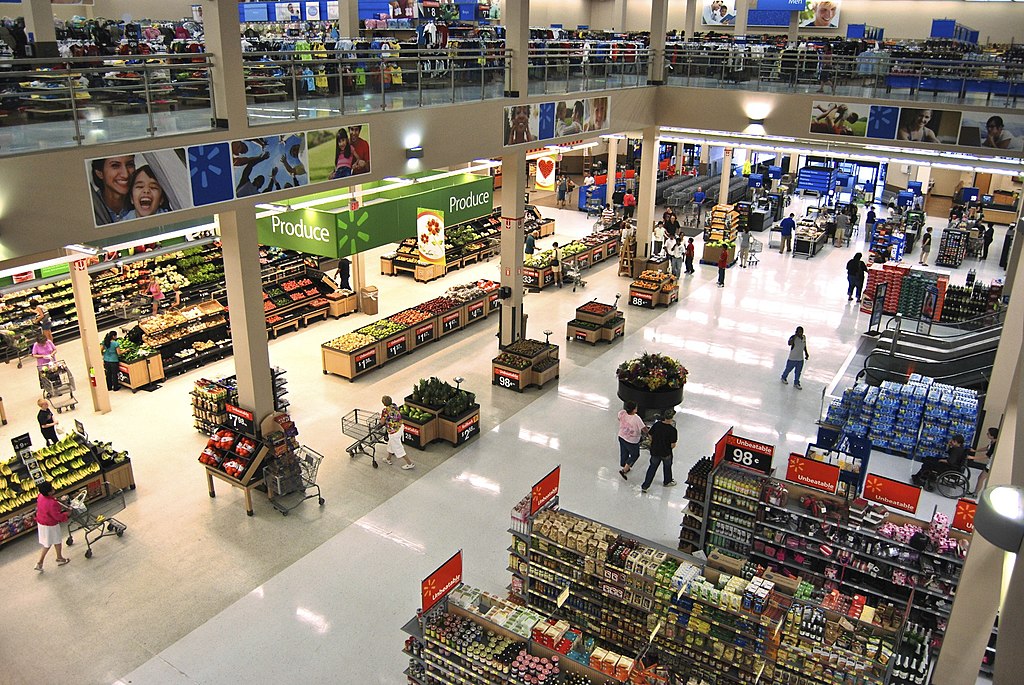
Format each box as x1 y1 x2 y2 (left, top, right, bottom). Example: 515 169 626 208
242 47 509 124
663 44 1024 106
526 46 652 95
0 53 215 156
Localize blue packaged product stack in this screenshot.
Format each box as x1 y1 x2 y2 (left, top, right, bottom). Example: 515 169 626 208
919 384 955 459
949 390 979 447
825 384 865 426
891 382 927 456
847 385 878 439
869 382 903 452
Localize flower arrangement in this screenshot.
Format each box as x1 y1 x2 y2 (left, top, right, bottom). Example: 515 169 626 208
616 353 688 392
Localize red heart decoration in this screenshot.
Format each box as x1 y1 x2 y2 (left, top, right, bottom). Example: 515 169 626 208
538 159 554 178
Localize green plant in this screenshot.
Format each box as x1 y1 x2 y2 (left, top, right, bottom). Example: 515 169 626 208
442 390 476 418
616 352 688 391
410 377 457 407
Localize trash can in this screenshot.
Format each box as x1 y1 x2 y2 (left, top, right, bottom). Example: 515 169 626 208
360 286 378 315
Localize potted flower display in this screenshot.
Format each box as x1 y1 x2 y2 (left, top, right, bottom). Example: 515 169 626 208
615 352 687 419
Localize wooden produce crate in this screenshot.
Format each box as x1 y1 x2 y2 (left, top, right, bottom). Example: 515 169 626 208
537 219 556 238
321 341 382 380
701 244 736 266
382 330 413 362
117 352 164 392
436 405 481 446
491 358 529 392
411 318 440 347
401 416 438 450
566 320 602 344
380 256 395 275
328 293 358 318
656 286 680 307
600 316 626 342
436 305 466 338
104 459 136 491
591 244 607 263
529 360 560 388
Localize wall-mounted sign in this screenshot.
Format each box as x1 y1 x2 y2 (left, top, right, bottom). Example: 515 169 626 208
256 209 339 258
535 156 556 192
504 96 608 147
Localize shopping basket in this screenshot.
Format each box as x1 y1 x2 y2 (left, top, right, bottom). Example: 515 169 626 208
64 486 127 558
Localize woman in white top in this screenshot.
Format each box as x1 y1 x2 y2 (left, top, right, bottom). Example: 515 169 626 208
652 223 666 256
780 327 809 389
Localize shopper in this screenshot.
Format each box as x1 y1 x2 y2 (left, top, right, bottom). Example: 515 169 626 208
556 175 568 209
717 246 728 287
551 242 563 288
692 186 706 221
145 275 165 315
31 333 56 368
667 236 683 278
836 211 850 247
640 410 678 493
684 238 696 274
30 297 53 344
652 221 666 256
34 481 70 572
379 395 415 469
601 204 615 227
866 207 877 234
971 427 999 497
982 223 995 260
525 231 536 256
846 253 868 302
739 228 750 267
663 212 680 240
779 213 795 254
912 434 967 489
780 326 809 389
583 173 595 188
102 330 122 392
919 226 932 266
616 400 647 480
37 398 59 446
622 190 636 219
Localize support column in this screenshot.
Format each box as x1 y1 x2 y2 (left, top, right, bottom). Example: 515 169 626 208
699 143 710 176
675 145 685 175
23 0 57 57
217 209 275 424
649 0 668 84
340 0 360 37
635 127 660 259
499 150 527 346
718 148 734 205
733 0 749 39
787 6 800 41
68 258 110 414
612 0 628 31
684 0 697 39
204 0 249 129
505 0 530 97
605 137 619 207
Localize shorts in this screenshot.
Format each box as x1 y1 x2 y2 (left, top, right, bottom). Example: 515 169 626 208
38 522 64 548
387 427 407 458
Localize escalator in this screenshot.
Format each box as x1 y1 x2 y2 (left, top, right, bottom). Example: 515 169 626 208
858 312 1004 394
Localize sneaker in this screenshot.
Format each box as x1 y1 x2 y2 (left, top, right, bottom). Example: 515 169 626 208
848 296 853 301
664 480 677 487
641 487 649 494
794 382 802 389
780 377 788 384
385 457 394 465
402 463 416 470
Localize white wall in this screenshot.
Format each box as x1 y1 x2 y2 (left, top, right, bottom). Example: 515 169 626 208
50 0 195 22
529 0 591 30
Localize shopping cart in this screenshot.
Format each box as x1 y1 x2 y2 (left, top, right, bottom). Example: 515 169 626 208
111 295 149 323
342 408 386 468
747 236 763 268
38 360 77 413
63 486 127 558
0 328 28 368
563 260 587 292
266 445 326 515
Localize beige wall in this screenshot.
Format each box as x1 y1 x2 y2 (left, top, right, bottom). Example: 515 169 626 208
529 0 592 29
51 1 195 22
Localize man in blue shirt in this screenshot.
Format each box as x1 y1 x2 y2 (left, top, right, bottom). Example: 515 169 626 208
779 213 796 254
692 186 706 223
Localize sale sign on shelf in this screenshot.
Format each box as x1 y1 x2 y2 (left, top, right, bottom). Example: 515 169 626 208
863 473 921 514
952 498 977 533
421 550 463 614
785 453 841 495
531 465 561 515
714 429 774 475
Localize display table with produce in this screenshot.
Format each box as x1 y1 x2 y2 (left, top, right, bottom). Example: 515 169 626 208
139 300 232 378
628 270 678 308
793 222 828 259
116 349 165 392
381 213 501 282
566 300 625 345
492 339 559 392
400 377 481 449
524 231 621 290
322 280 500 381
263 271 342 337
198 423 269 516
326 290 358 318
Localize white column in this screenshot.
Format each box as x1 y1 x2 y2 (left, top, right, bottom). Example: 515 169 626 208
68 259 110 414
733 0 749 38
505 0 530 97
23 0 57 56
788 7 800 41
605 137 619 207
635 127 660 258
204 0 250 129
718 148 734 205
499 150 527 346
340 0 360 37
684 0 697 39
675 145 685 175
699 143 710 176
217 209 275 424
612 0 627 31
649 0 668 83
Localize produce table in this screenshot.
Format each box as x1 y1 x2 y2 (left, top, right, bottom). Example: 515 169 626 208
523 232 620 290
492 339 560 392
700 244 737 266
566 301 625 345
793 228 828 259
117 352 165 392
401 382 481 449
628 271 679 309
199 430 269 517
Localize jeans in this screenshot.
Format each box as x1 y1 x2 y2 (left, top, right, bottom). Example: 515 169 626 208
670 257 682 277
848 278 863 300
618 437 641 468
641 454 674 489
104 360 120 391
718 267 725 286
781 359 804 383
653 241 663 256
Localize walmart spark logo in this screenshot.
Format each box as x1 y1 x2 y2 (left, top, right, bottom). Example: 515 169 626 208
188 143 234 205
337 207 371 255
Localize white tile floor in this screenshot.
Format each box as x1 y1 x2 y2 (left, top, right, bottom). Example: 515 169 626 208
0 196 1008 684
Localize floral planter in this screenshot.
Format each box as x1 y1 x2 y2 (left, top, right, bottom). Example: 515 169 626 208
617 380 683 421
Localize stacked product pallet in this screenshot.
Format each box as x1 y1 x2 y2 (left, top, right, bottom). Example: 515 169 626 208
939 279 1003 323
917 377 979 460
861 264 908 315
896 270 947 320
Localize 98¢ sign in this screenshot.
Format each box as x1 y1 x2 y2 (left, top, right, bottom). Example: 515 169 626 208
720 434 774 475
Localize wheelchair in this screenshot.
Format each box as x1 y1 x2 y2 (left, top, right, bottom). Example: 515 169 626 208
933 465 971 499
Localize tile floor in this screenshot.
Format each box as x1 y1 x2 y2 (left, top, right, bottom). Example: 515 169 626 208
0 197 1008 684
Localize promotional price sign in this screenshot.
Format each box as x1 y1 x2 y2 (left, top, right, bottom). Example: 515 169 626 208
488 292 501 312
455 412 480 445
354 347 378 372
629 289 655 308
11 433 32 456
869 281 887 333
421 550 463 614
715 431 774 475
863 473 921 514
385 334 407 359
467 300 485 321
785 453 840 494
530 465 561 515
442 311 461 333
117 362 130 385
402 422 422 447
225 404 257 435
415 323 435 345
493 366 521 391
952 498 977 533
522 269 539 287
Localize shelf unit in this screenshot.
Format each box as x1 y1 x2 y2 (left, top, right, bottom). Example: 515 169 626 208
139 300 232 378
704 463 766 557
263 270 340 338
935 228 968 267
702 204 739 265
679 457 712 553
191 367 289 435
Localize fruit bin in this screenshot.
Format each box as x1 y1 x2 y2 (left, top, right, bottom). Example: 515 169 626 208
400 412 438 450
566 320 602 344
321 339 382 381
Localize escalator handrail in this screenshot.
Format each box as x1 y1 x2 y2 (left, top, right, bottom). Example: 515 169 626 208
881 308 1006 338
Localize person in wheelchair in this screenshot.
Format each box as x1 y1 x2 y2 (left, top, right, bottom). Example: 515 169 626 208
912 434 967 491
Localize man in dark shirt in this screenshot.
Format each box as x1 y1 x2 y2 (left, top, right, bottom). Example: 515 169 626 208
912 434 966 489
641 410 678 493
982 223 995 260
779 213 796 253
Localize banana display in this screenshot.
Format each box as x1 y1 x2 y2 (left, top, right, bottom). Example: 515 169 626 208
0 459 37 515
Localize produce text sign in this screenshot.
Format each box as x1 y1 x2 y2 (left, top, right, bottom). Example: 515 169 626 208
863 473 921 514
225 404 257 435
421 550 463 614
785 453 840 494
530 465 561 515
456 412 480 445
952 498 977 533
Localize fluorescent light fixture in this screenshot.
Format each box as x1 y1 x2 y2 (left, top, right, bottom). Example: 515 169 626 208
383 176 411 183
405 146 424 159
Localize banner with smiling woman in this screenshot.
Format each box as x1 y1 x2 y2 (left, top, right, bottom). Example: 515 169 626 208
87 148 192 227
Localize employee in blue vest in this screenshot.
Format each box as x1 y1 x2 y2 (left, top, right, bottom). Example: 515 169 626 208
779 213 796 254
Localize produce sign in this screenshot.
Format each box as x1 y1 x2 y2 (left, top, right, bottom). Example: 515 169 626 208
493 366 522 391
542 270 554 287
575 252 591 268
455 412 480 445
785 453 840 494
402 422 423 447
225 404 257 435
467 300 485 321
714 431 774 475
863 473 921 515
417 208 446 267
421 550 463 614
117 363 130 385
354 347 378 372
629 290 655 308
522 268 540 287
489 292 501 312
952 498 977 533
442 311 461 333
530 465 561 515
415 323 435 345
385 334 408 359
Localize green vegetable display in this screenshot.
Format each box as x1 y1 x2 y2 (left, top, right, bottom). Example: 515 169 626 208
400 404 433 423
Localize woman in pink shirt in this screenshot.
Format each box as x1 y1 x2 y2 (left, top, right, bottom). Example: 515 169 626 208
617 401 648 480
35 481 70 571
